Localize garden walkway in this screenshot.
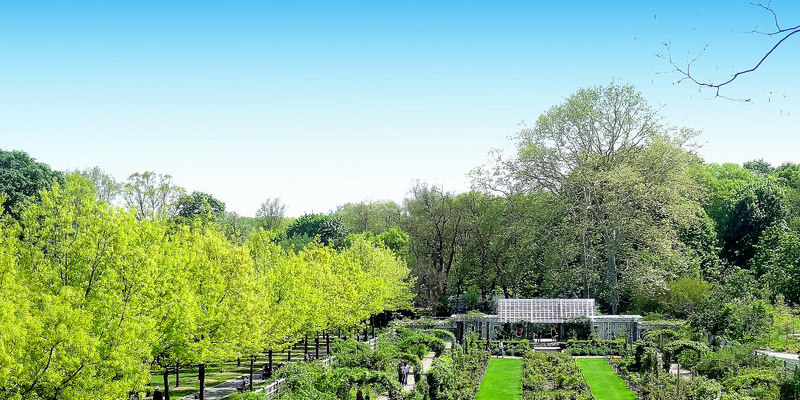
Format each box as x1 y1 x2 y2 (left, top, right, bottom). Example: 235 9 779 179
755 349 800 370
176 374 267 400
174 335 373 400
378 341 451 400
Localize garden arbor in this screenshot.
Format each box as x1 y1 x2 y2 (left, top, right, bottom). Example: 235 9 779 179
453 299 643 343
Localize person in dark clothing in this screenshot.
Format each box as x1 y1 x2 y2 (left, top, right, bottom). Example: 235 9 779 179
397 361 404 384
153 387 163 400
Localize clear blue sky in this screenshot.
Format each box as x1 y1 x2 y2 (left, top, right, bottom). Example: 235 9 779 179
2 0 798 216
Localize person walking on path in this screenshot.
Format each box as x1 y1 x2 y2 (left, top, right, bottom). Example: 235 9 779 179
397 361 404 384
498 340 505 358
401 362 410 385
153 387 163 400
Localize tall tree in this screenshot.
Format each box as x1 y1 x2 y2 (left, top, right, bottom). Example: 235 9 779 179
0 149 62 218
175 191 226 219
403 183 461 314
336 200 403 234
718 177 787 268
255 197 286 231
75 166 121 203
123 171 185 220
475 83 703 313
285 214 347 247
11 175 159 399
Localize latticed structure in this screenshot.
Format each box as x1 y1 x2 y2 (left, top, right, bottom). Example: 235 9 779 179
452 298 643 343
495 299 596 323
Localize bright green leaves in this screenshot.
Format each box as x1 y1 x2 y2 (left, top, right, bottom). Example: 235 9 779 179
10 175 157 399
0 172 413 399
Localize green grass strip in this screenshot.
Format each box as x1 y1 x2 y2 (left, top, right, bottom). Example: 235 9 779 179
474 358 523 400
575 358 636 400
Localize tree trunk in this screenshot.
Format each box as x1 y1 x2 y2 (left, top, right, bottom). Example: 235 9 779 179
326 332 331 355
175 362 180 388
198 363 206 400
315 335 320 359
304 337 308 359
268 350 273 378
603 231 619 315
582 230 590 299
162 368 170 400
249 357 254 391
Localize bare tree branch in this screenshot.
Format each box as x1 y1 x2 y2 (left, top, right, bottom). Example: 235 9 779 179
665 2 798 100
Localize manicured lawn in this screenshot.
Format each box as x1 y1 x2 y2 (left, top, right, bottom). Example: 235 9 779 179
575 358 636 400
474 358 523 400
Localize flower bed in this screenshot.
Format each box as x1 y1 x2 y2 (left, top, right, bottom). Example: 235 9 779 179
521 351 591 400
564 338 628 356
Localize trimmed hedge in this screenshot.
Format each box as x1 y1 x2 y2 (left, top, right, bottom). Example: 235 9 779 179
564 338 628 356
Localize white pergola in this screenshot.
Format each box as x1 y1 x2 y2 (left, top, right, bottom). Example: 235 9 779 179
452 298 642 343
495 298 596 323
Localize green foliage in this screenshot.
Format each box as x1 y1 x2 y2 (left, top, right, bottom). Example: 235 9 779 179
718 177 787 268
255 197 286 231
286 214 348 247
689 296 776 341
661 277 712 318
722 368 781 399
752 222 800 304
426 335 488 400
662 340 709 370
744 159 775 176
0 149 62 218
122 171 186 220
397 328 446 357
175 191 226 219
345 227 410 260
521 351 591 399
0 174 415 398
73 166 121 203
5 175 157 398
565 338 628 356
335 200 403 234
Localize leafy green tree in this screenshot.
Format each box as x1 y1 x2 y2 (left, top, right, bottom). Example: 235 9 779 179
0 149 62 218
123 171 186 220
751 222 800 304
692 163 755 228
475 83 705 313
336 200 403 234
0 212 28 398
218 212 259 244
256 197 286 231
743 159 775 176
402 183 462 314
345 227 410 260
375 228 409 259
662 277 712 318
286 214 347 247
718 177 787 268
175 191 226 219
74 166 121 203
10 175 159 399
